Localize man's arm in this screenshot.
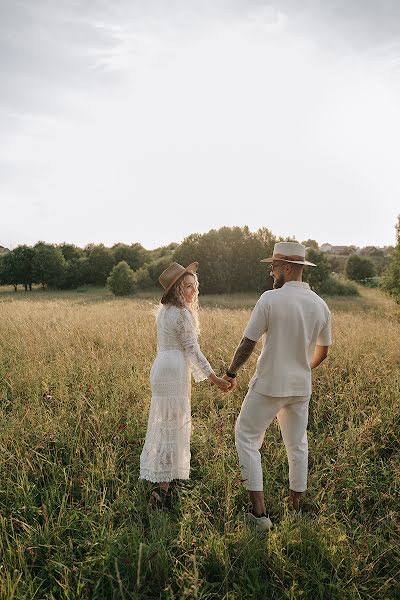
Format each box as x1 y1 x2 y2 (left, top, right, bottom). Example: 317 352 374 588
310 345 329 369
223 337 257 391
228 337 257 373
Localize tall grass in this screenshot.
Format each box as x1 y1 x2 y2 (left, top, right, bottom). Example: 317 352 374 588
0 287 399 598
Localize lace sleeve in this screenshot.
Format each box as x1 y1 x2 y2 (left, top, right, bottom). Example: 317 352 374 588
176 308 214 382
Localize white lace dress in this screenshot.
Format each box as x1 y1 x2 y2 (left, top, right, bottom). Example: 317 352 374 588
139 305 214 483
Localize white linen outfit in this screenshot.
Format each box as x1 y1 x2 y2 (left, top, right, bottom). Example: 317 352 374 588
235 281 332 492
140 305 213 483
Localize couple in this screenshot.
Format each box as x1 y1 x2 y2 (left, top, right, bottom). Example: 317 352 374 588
139 241 332 531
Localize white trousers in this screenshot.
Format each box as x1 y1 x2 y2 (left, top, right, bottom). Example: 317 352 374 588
235 386 310 492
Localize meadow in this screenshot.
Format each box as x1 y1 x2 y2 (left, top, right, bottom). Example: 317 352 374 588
0 285 399 599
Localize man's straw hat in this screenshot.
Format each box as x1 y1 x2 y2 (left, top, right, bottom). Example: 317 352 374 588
159 262 198 300
261 242 316 266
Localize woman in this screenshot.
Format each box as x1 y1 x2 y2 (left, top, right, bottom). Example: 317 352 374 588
139 261 230 507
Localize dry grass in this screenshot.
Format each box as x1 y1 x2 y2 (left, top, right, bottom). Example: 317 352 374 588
0 286 399 598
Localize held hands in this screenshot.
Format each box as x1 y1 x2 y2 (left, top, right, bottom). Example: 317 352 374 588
223 374 237 393
209 373 232 391
214 376 232 391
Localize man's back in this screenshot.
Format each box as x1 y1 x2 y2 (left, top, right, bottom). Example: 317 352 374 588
244 281 331 397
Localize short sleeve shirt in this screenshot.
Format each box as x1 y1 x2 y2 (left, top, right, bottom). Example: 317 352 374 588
243 281 332 397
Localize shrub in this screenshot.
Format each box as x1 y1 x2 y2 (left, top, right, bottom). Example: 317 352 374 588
302 249 331 293
345 254 376 283
107 261 137 296
134 266 154 290
380 216 400 303
320 275 359 296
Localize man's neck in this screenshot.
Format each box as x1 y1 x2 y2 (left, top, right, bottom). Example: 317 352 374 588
284 275 303 284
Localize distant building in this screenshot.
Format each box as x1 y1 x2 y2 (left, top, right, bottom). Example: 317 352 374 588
320 244 356 255
0 245 10 254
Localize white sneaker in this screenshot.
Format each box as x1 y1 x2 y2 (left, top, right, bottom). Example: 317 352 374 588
245 512 273 532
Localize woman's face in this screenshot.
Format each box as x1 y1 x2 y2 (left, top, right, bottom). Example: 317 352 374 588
182 274 197 304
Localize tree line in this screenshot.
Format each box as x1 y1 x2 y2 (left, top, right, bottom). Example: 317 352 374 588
0 241 175 291
1 221 399 299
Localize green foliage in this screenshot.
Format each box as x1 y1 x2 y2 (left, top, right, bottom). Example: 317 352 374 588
301 238 319 250
0 246 35 290
173 226 276 294
57 244 84 289
32 242 67 288
303 249 358 296
302 248 331 291
327 254 347 275
0 250 19 288
319 274 359 296
111 243 150 271
145 255 175 286
59 243 84 263
346 254 377 283
381 216 400 303
12 245 35 289
107 261 137 296
134 266 154 289
84 244 115 285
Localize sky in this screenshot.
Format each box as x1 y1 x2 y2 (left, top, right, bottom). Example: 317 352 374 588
1 0 400 250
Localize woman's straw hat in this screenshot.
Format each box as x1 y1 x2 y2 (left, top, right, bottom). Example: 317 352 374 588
159 262 198 300
261 242 316 266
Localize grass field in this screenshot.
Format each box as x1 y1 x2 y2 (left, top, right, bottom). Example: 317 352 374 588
0 285 399 599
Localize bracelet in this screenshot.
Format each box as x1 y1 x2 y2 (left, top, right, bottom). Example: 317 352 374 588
226 370 237 378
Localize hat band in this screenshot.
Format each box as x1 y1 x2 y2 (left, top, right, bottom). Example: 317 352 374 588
273 253 306 262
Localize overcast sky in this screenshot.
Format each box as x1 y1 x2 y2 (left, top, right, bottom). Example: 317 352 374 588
1 0 399 250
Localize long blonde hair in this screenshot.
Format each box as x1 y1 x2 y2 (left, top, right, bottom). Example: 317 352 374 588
161 272 200 332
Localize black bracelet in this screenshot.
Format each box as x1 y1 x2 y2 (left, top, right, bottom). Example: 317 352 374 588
226 370 237 378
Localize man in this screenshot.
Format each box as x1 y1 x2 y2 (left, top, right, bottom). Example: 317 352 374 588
224 241 332 532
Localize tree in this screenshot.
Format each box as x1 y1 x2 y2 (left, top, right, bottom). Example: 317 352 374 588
302 249 331 292
107 261 137 296
134 266 153 289
327 254 347 275
59 243 84 262
381 216 400 303
301 239 319 250
0 251 19 291
57 244 85 289
111 243 150 271
345 254 376 283
84 244 115 285
146 255 175 286
32 242 67 288
173 226 277 294
12 245 35 290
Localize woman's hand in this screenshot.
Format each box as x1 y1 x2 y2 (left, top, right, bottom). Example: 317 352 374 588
208 373 232 391
215 377 231 391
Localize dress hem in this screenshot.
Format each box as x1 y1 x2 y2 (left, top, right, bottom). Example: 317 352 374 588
139 470 190 483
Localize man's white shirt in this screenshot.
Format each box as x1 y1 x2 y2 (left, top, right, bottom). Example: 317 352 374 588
243 281 332 397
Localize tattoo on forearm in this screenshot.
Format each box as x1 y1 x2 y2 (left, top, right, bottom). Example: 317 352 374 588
229 337 256 372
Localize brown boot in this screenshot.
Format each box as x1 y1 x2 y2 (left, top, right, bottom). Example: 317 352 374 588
288 489 302 511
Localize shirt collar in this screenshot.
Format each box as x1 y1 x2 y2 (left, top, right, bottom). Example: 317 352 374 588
282 281 310 289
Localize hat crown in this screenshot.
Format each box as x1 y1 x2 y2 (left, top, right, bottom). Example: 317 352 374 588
273 242 306 259
159 263 186 291
158 262 198 299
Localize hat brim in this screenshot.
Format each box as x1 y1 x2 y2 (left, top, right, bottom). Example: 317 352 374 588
260 258 316 267
161 262 198 301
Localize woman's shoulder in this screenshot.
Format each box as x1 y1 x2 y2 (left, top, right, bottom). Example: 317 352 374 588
163 304 192 323
160 303 186 318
